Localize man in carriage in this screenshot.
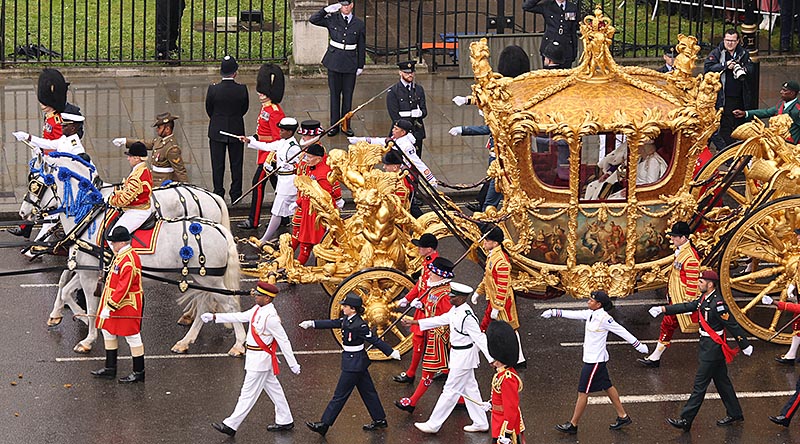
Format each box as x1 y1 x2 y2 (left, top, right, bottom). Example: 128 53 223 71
112 112 188 186
108 142 154 236
395 256 453 413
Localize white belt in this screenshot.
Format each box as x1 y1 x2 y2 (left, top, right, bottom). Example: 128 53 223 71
343 344 364 352
329 40 357 50
398 111 413 117
699 329 724 337
151 166 174 173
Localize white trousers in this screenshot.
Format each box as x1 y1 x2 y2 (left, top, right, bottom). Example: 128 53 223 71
101 330 143 347
113 209 151 234
223 369 293 430
423 367 488 431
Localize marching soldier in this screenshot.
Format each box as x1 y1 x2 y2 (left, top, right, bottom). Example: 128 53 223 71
393 233 439 384
649 270 753 432
109 142 154 235
299 294 402 436
638 221 700 367
472 226 525 365
406 282 493 435
310 0 366 137
238 117 301 244
386 61 427 155
91 226 146 383
112 112 188 186
522 0 579 68
541 291 647 434
395 256 453 413
202 281 300 436
485 321 526 444
291 143 343 265
238 63 286 230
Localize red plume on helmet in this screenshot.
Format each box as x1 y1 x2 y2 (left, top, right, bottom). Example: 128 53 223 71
256 63 285 104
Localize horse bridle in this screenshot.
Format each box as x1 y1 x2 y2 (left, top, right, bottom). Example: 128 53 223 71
24 158 60 215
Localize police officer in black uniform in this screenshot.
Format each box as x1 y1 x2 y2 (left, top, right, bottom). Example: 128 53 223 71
523 0 579 69
649 270 753 432
387 60 427 156
310 0 366 137
299 294 401 436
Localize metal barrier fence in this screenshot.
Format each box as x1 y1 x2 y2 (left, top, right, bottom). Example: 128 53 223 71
357 0 787 70
1 0 290 66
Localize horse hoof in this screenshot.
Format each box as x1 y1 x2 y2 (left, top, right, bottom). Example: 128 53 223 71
47 317 63 327
228 345 245 357
176 314 193 326
73 343 91 354
171 344 189 354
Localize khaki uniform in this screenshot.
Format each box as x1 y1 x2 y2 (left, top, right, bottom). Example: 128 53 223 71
127 135 188 185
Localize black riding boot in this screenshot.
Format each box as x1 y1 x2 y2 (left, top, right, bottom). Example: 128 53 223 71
91 349 118 379
119 355 145 383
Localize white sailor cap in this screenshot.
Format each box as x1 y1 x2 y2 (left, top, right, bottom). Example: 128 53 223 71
61 113 85 124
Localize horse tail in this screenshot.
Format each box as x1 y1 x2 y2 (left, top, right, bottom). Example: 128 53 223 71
222 225 240 291
214 193 231 231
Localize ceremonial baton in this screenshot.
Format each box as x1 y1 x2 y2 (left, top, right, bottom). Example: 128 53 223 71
73 313 149 320
368 227 497 347
768 311 800 342
457 391 486 407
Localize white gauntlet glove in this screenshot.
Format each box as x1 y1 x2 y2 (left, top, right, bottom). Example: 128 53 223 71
410 299 423 309
299 320 314 329
742 345 753 356
200 312 214 323
410 108 423 118
497 437 511 444
99 307 111 320
336 199 345 209
480 401 493 412
490 308 499 320
762 295 774 305
540 309 555 319
290 364 301 375
470 291 480 305
288 202 299 212
356 68 363 76
452 95 469 106
648 306 664 318
13 131 30 142
396 298 408 308
448 126 463 136
390 350 402 360
324 3 342 13
112 137 126 147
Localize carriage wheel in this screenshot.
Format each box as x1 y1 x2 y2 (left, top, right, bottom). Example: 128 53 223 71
330 267 415 360
692 142 750 208
719 197 800 344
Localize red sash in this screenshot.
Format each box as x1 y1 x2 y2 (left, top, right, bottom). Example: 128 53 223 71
250 307 280 375
697 311 738 363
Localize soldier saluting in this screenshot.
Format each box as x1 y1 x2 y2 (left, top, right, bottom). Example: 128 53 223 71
522 0 579 69
649 269 753 432
113 112 188 186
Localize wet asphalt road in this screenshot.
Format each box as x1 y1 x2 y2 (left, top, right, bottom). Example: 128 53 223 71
2 232 800 444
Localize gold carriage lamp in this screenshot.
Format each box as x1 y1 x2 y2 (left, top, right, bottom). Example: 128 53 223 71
466 5 721 306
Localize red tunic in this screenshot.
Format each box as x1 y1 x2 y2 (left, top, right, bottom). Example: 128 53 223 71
421 283 452 372
491 367 525 443
42 112 63 141
292 158 342 244
255 102 284 164
109 162 153 210
402 251 439 336
96 246 144 336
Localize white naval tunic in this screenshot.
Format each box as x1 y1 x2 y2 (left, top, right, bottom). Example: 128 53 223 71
215 303 298 429
29 133 87 155
553 308 641 363
417 302 492 432
247 136 302 217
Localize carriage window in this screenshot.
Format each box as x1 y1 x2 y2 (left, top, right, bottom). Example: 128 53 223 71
581 134 627 201
530 134 569 188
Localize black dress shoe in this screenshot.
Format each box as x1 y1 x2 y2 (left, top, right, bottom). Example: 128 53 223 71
118 371 145 383
432 371 448 381
769 415 791 427
90 367 117 379
363 419 388 431
306 421 329 436
212 422 236 436
666 417 691 432
267 422 294 432
716 415 744 426
392 372 414 383
637 357 660 368
237 220 258 230
327 127 339 137
609 415 632 430
341 126 354 137
775 355 796 365
395 399 415 413
555 421 578 434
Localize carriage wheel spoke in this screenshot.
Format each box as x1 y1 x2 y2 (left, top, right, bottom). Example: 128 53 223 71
742 279 781 314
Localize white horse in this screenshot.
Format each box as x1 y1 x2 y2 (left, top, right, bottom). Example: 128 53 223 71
22 154 229 328
20 152 246 356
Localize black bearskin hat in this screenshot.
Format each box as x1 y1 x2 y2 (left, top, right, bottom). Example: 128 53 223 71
497 45 530 78
37 68 68 113
487 320 519 367
257 63 285 104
